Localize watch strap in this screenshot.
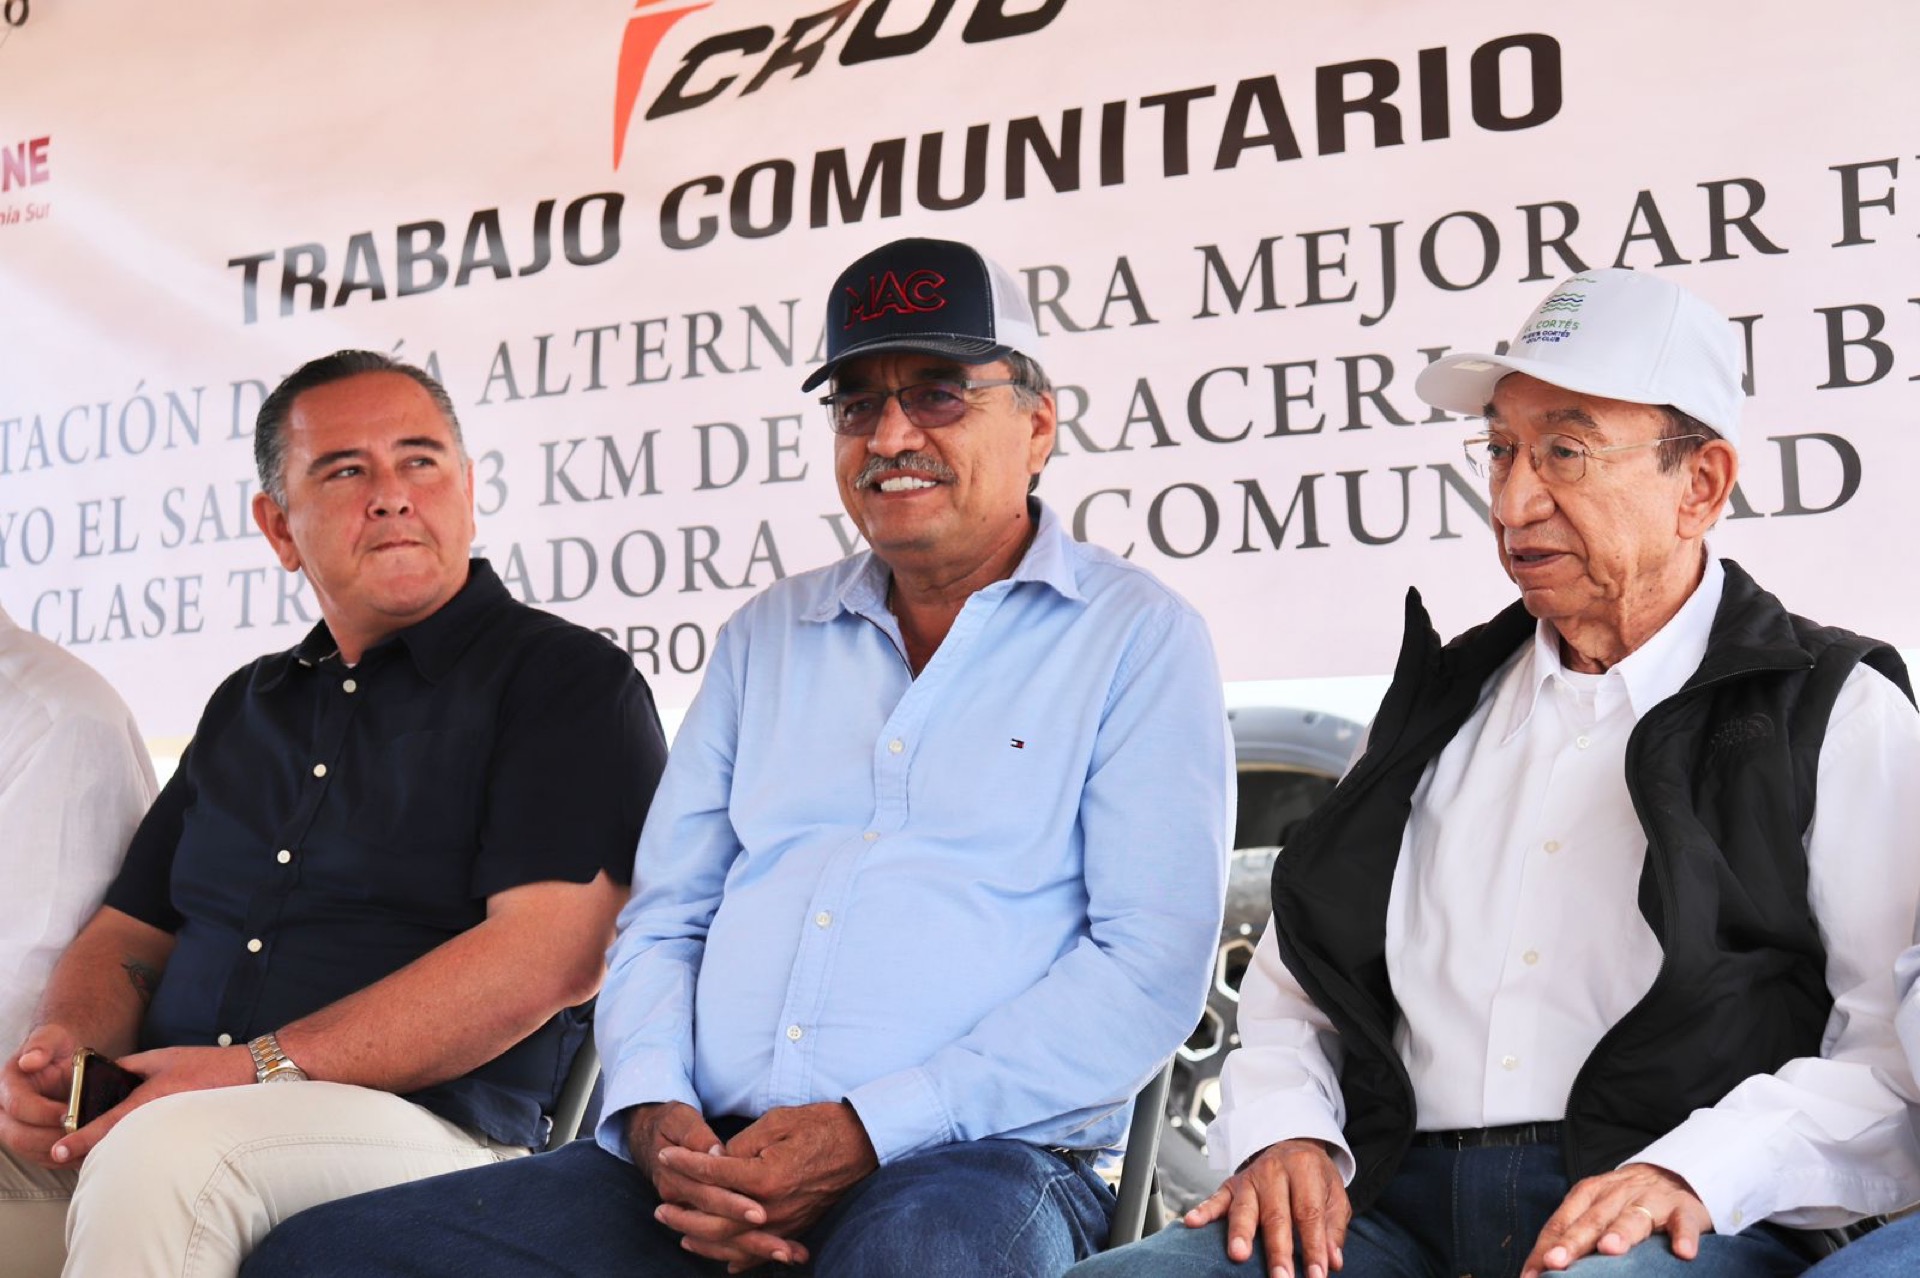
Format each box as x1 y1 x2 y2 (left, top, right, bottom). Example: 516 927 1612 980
247 1032 308 1083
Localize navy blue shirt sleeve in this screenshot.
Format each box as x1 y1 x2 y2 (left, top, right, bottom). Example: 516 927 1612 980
473 625 666 899
105 760 191 932
104 664 256 933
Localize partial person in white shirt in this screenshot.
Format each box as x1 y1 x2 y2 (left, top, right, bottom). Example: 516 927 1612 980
1073 268 1920 1278
1797 940 1920 1276
0 601 157 1278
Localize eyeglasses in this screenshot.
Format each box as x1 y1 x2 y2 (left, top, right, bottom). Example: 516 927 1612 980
1462 432 1706 485
819 378 1019 437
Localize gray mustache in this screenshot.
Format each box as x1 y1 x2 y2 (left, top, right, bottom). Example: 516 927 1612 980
855 452 958 489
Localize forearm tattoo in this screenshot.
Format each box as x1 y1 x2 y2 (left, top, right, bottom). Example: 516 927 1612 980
121 958 161 1006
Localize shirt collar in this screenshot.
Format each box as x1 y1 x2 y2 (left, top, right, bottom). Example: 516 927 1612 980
800 499 1086 624
1498 554 1726 743
257 559 508 689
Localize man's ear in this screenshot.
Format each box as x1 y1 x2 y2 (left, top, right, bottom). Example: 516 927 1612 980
1025 391 1057 481
1677 438 1738 538
459 457 479 545
252 491 303 572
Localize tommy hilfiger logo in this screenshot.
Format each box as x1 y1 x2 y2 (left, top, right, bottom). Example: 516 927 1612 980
843 269 947 328
1010 738 1025 749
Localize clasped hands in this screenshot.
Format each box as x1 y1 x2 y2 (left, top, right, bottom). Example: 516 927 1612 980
1186 1138 1710 1278
630 1099 880 1273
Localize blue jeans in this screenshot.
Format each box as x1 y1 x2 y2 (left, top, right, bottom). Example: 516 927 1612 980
1801 1216 1920 1278
1070 1144 1812 1278
241 1134 1114 1277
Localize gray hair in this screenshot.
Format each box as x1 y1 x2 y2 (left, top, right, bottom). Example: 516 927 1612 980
1005 351 1054 494
255 350 465 505
1656 406 1721 473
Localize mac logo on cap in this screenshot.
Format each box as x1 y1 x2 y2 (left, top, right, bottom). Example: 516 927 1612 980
843 269 948 328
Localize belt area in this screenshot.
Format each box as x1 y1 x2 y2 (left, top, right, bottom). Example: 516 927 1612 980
1412 1120 1564 1150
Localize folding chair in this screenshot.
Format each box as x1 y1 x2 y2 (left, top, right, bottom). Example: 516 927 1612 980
1106 1057 1175 1248
543 1031 602 1152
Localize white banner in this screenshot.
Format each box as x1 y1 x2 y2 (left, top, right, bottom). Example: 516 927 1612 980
2 0 1914 738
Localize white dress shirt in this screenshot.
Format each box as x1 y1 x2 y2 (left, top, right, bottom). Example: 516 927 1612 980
0 603 157 1051
1212 559 1920 1233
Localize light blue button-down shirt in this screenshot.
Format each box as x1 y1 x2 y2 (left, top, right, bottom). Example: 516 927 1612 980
595 502 1232 1165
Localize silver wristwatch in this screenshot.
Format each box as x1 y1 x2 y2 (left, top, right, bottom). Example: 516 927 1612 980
247 1032 309 1084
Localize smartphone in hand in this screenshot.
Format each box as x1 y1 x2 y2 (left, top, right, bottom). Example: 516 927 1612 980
63 1049 140 1133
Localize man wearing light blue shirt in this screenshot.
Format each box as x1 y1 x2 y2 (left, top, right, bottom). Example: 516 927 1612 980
245 236 1233 1278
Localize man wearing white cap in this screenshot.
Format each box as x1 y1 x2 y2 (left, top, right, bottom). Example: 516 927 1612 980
1075 268 1920 1278
242 236 1233 1277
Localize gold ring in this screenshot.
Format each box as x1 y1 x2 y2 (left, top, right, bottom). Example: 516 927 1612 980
1629 1205 1657 1223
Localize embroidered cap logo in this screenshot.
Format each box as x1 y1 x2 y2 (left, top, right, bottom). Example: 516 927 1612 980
842 269 948 329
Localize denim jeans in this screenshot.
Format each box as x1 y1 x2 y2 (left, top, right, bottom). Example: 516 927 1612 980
241 1134 1114 1277
1070 1144 1812 1278
1800 1215 1920 1278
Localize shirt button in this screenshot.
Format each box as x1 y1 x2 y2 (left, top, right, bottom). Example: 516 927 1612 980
1523 949 1540 966
785 1025 803 1042
815 912 832 929
342 678 358 695
246 938 264 953
863 831 879 842
888 739 904 755
1502 1054 1519 1071
1575 735 1592 750
277 849 293 865
216 1033 233 1047
1543 839 1561 854
312 763 328 778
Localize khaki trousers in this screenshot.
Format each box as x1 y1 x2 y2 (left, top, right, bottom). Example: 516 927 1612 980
1 1081 523 1278
0 1150 75 1278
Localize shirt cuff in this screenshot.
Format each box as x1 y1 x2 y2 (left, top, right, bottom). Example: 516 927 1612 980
1206 1092 1356 1184
593 1050 701 1164
1633 1103 1920 1235
843 1067 955 1165
1629 1110 1791 1234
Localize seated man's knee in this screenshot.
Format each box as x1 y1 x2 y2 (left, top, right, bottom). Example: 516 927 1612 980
827 1143 1109 1278
1066 1221 1253 1276
73 1091 241 1212
1562 1233 1806 1278
241 1209 350 1277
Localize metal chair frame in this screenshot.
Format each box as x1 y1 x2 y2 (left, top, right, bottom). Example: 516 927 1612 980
543 1034 601 1152
1107 1057 1175 1248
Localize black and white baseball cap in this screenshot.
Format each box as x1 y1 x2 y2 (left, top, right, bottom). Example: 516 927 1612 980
801 237 1044 392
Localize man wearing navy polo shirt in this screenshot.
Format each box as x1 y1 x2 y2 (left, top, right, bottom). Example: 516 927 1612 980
246 239 1233 1277
0 351 668 1277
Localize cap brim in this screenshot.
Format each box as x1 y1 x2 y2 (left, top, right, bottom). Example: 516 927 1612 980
800 335 1010 392
1413 350 1672 420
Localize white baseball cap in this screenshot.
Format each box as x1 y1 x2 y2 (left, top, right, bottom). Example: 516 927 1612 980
1415 268 1744 450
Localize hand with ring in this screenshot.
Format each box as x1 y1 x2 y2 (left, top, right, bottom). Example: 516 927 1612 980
1521 1163 1713 1277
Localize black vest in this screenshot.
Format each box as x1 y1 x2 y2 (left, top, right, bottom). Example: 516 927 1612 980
1271 560 1913 1213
